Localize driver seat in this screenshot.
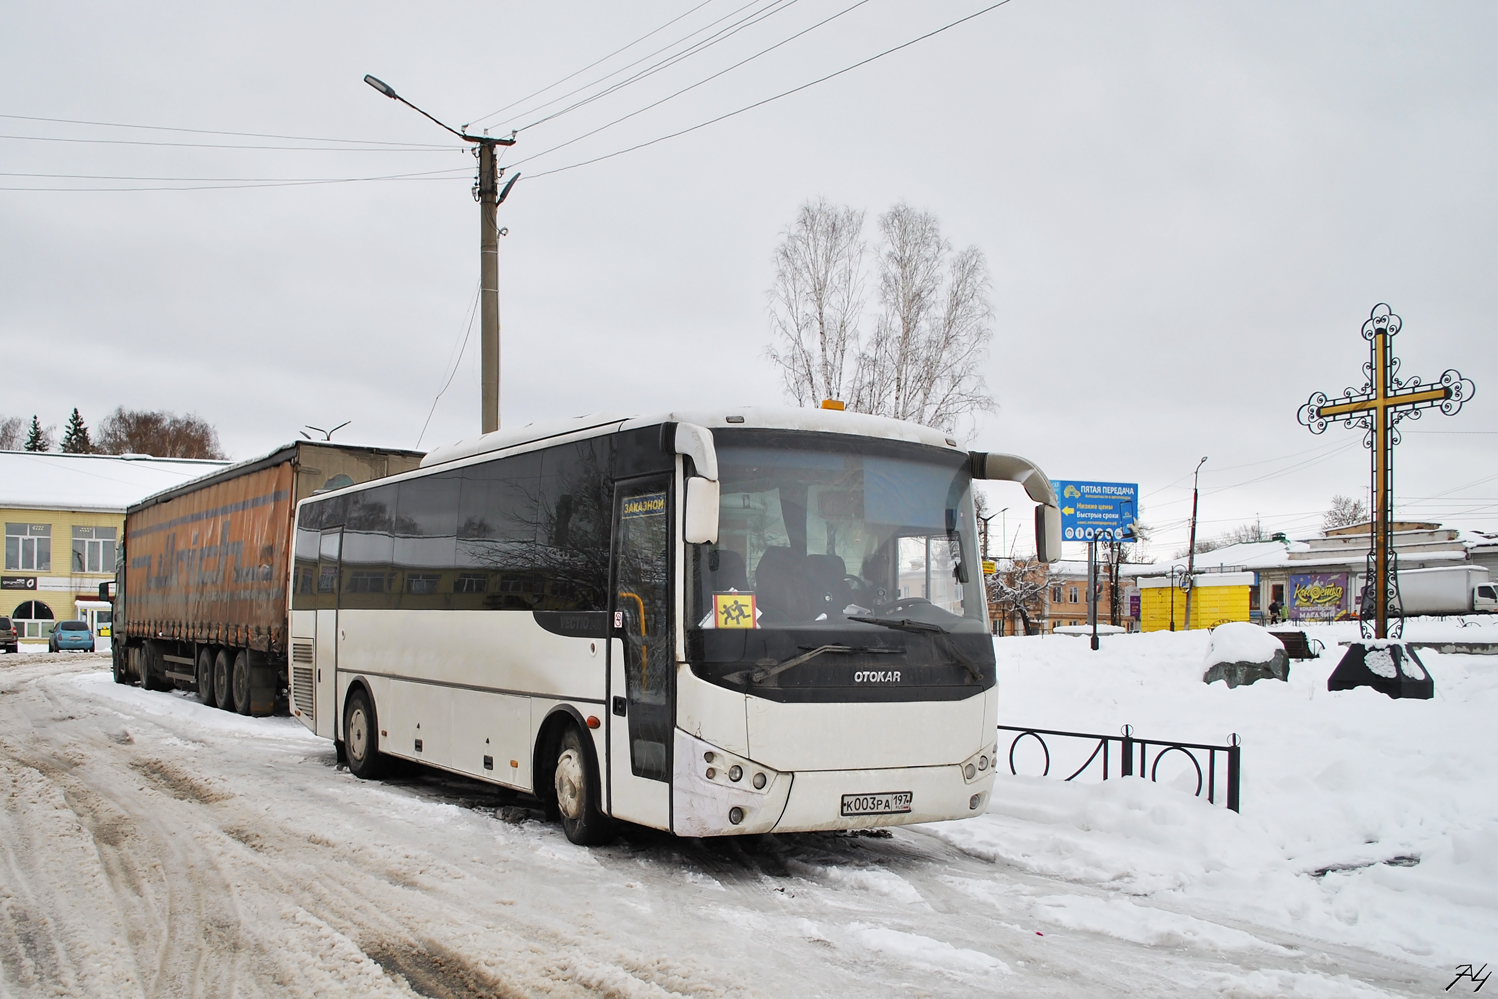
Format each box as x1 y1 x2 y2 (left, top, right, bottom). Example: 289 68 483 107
804 554 855 618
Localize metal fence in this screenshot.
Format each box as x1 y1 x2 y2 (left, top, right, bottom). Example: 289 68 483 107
995 723 1242 812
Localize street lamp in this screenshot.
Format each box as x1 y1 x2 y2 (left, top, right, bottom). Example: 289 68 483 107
1168 564 1190 632
364 74 519 436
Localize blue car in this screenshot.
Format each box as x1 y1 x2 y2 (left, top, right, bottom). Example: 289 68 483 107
48 620 96 652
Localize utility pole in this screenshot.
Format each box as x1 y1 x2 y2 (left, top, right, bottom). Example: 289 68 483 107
1182 456 1207 630
476 142 503 434
978 511 997 561
365 75 519 434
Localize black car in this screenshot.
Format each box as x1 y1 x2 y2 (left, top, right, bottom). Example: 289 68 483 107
0 616 16 654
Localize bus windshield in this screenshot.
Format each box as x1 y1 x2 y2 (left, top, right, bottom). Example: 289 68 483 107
687 431 991 699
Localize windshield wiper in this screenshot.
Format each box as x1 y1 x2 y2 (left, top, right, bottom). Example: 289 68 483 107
847 615 944 634
848 616 984 683
734 644 900 685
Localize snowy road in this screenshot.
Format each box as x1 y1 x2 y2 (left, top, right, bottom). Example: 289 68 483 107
0 654 1436 998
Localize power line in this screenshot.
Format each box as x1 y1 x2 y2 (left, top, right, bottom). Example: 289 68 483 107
469 0 726 127
524 0 1016 180
0 112 455 148
0 168 471 183
0 132 459 152
1141 438 1357 499
417 283 483 449
489 0 775 132
0 165 472 193
513 0 810 135
510 0 871 169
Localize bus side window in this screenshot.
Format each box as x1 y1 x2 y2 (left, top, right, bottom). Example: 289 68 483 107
538 440 612 613
394 472 460 611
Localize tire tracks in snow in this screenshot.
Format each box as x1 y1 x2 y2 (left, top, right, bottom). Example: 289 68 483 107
2 656 1433 998
3 657 762 998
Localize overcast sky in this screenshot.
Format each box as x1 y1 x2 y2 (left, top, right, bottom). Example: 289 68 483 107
3 1 1495 559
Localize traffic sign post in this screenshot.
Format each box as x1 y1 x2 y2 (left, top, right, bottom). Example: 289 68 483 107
1052 480 1140 651
1052 481 1140 542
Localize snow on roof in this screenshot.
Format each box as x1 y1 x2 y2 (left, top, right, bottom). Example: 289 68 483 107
1159 540 1303 572
0 450 231 513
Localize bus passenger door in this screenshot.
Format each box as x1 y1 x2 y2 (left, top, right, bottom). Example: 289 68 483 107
314 528 341 740
607 477 673 828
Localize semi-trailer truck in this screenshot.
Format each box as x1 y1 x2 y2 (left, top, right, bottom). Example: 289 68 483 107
111 441 423 712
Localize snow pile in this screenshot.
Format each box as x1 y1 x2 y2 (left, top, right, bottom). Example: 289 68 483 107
1203 622 1284 667
926 627 1498 968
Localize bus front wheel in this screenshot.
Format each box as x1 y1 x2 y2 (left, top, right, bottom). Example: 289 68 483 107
554 725 612 846
344 687 386 780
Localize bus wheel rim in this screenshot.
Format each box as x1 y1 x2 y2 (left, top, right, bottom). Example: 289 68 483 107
348 708 367 761
555 748 585 820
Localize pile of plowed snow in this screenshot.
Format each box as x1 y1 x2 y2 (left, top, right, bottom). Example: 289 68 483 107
927 622 1498 967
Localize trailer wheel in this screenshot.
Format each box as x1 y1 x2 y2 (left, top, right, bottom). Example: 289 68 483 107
143 642 172 691
554 724 613 846
232 651 252 716
196 648 217 706
213 649 235 712
343 687 386 780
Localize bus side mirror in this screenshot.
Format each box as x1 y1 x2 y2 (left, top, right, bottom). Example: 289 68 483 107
1035 504 1062 563
684 477 720 544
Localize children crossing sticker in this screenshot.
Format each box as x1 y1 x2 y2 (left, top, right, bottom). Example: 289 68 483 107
713 592 757 629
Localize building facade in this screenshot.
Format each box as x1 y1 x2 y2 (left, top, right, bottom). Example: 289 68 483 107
2 452 229 645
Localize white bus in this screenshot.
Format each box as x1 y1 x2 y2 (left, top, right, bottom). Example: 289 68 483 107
289 408 1060 844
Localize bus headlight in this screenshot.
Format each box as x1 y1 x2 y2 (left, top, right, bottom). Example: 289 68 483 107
960 744 998 784
673 730 792 838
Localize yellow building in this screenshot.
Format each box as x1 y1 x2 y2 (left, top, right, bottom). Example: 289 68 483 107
2 451 228 646
1137 571 1254 632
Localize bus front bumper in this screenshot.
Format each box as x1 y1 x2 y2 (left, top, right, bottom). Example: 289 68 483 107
770 764 993 833
671 729 995 837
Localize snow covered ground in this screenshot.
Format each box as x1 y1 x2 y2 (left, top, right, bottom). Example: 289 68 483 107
1 627 1491 998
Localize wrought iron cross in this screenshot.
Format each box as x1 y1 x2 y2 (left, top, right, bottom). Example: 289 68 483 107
1298 304 1474 639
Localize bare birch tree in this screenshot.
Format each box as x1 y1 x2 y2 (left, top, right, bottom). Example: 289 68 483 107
851 204 995 435
763 199 866 406
766 199 995 438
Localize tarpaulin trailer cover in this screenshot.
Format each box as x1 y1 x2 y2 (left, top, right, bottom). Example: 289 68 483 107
119 442 423 654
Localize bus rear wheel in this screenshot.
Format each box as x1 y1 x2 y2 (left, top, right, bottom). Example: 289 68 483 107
343 687 386 780
554 725 612 846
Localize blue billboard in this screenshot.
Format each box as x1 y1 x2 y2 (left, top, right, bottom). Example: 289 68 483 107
1052 480 1140 542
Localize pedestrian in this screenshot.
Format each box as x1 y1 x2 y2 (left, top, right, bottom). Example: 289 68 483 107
1267 599 1281 625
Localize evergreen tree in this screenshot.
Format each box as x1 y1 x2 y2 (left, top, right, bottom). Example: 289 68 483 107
23 416 53 452
60 408 93 453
